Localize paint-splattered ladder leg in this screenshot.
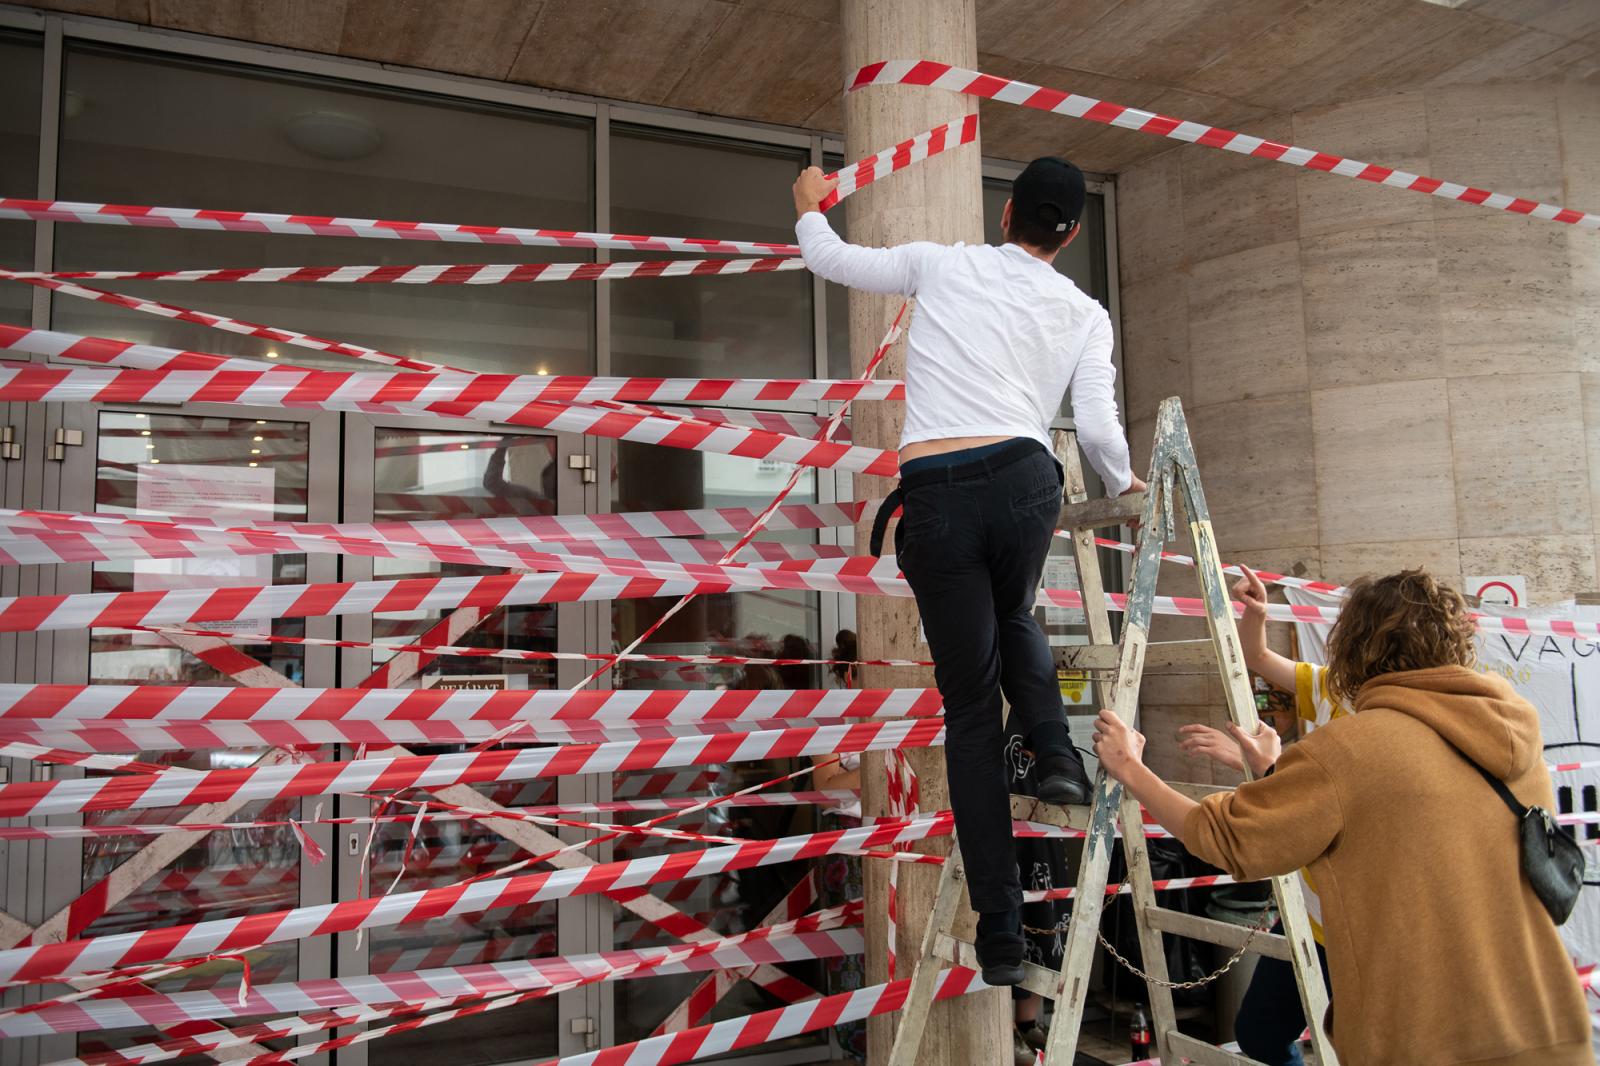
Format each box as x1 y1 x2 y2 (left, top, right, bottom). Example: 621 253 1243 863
1174 411 1338 1066
1044 408 1176 1064
884 845 966 1066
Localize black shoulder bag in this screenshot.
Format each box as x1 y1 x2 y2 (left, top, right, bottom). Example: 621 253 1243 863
1455 752 1585 925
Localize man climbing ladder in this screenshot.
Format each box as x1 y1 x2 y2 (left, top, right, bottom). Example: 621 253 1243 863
792 156 1144 985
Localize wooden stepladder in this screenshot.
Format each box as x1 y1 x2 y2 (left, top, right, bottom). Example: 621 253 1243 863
887 398 1338 1066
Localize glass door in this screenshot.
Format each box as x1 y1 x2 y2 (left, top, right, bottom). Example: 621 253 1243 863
601 439 838 1062
335 413 597 1064
28 401 342 1064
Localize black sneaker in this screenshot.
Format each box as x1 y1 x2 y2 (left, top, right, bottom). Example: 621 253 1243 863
1035 750 1092 806
975 908 1027 986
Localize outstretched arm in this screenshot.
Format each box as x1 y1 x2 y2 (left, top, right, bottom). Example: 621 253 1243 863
1233 565 1295 693
1067 311 1138 497
1092 709 1199 838
1095 708 1341 881
1178 721 1283 777
792 167 943 296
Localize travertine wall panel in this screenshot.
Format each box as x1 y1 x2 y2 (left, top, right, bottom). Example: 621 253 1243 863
1458 535 1598 604
1180 121 1300 262
1292 94 1434 236
1434 214 1574 376
1185 241 1307 408
1187 394 1319 553
1310 379 1458 544
1120 273 1190 426
1447 373 1590 538
1299 222 1444 388
1117 78 1600 762
1119 79 1600 603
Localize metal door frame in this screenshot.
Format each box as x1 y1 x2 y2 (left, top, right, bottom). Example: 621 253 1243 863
334 409 603 1063
3 397 341 1065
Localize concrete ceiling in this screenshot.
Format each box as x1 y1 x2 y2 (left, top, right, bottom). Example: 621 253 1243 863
17 0 1600 171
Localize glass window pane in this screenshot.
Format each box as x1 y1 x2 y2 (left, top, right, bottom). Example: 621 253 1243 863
0 30 42 332
92 410 310 685
79 753 304 1061
820 153 853 382
610 127 812 379
368 427 559 689
54 45 594 376
84 410 312 1059
362 427 562 1063
606 439 828 1050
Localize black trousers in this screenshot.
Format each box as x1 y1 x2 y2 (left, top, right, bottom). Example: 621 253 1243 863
1234 922 1330 1066
895 439 1070 913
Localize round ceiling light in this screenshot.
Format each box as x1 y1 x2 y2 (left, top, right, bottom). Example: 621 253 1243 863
282 111 383 161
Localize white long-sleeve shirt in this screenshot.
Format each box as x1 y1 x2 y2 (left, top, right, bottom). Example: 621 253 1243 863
797 211 1134 494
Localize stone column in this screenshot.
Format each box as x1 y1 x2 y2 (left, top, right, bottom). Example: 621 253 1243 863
839 3 1007 1063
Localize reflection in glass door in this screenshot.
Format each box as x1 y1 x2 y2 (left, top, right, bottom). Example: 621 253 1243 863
339 419 579 1065
73 407 338 1061
605 440 834 1058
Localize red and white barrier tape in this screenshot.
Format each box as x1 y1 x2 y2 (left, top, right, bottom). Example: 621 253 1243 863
5 271 453 375
1088 536 1348 597
0 743 168 774
74 916 851 1066
570 298 908 694
2 546 1590 641
0 717 946 818
4 904 860 1040
0 328 905 406
817 113 978 210
0 683 938 725
0 336 904 476
0 791 856 843
0 710 922 751
538 968 983 1066
0 514 858 570
653 871 822 1036
25 287 847 442
7 257 805 286
0 813 953 983
0 497 869 548
852 60 1600 230
0 112 976 261
109 625 932 673
0 569 843 634
4 870 1228 1042
0 200 800 256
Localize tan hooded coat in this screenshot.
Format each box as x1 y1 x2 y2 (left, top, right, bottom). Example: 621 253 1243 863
1181 665 1592 1066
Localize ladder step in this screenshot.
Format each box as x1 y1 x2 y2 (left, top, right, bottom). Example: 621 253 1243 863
933 934 1062 1000
1165 1030 1271 1066
1143 639 1218 668
1010 794 1090 830
1057 490 1144 531
1169 781 1236 802
1141 906 1292 962
1053 639 1218 675
1053 644 1121 672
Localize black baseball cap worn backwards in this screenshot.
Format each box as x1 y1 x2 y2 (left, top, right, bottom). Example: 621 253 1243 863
1012 156 1086 233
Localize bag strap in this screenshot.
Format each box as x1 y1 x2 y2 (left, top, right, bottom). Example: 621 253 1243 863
1451 746 1530 820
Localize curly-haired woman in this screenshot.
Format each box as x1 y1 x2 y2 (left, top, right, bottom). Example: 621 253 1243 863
1093 569 1592 1066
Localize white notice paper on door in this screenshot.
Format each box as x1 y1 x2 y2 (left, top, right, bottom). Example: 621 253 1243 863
135 463 276 637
